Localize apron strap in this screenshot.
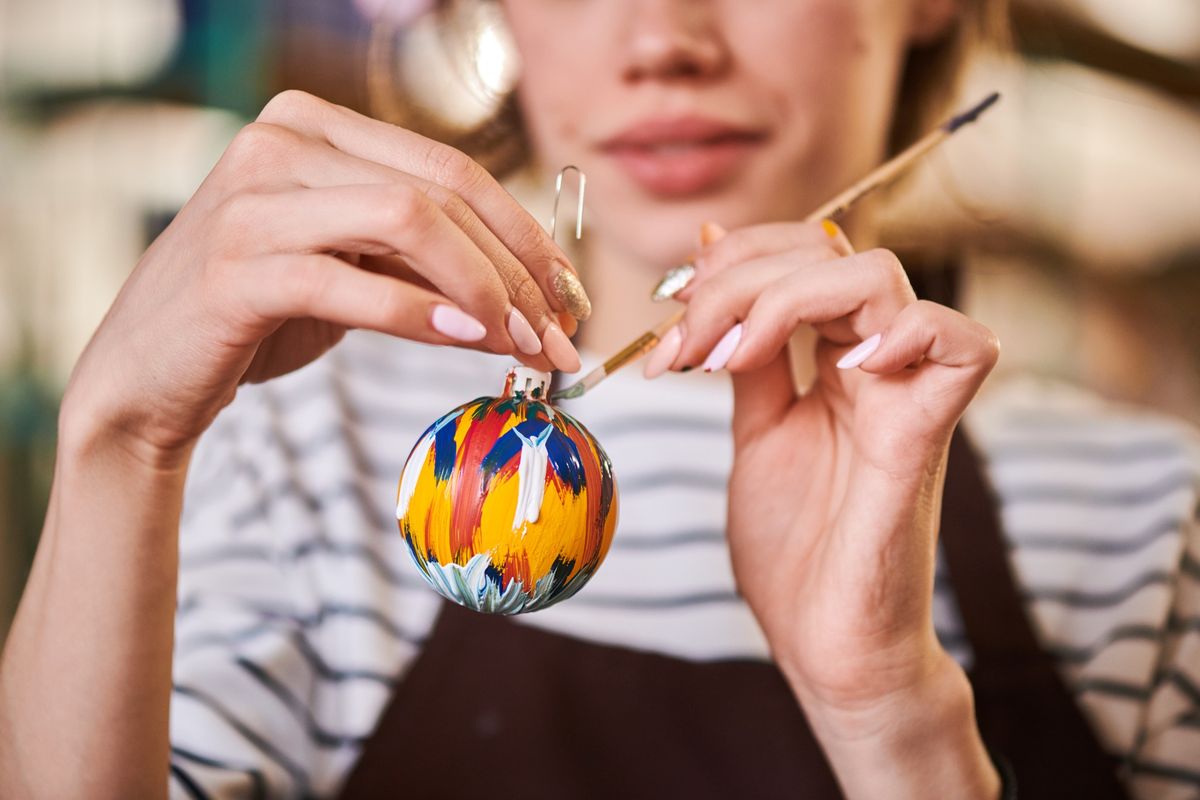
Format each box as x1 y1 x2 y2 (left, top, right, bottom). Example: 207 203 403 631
942 430 1129 798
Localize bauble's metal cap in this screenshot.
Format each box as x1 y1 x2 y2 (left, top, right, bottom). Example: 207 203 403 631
502 365 552 401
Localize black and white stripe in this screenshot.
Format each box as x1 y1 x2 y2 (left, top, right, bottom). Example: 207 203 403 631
168 337 1200 798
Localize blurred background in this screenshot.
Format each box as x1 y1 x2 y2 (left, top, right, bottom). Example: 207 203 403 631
0 0 1197 640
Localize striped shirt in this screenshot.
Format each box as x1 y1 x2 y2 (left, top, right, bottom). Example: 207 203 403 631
170 329 1200 799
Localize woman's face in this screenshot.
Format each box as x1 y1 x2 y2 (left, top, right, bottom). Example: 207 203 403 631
501 0 946 268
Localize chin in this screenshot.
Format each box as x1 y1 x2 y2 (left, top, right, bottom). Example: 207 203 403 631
589 207 703 269
587 193 773 270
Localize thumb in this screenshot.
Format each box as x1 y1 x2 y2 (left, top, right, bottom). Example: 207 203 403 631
694 219 798 445
731 328 810 446
731 352 792 446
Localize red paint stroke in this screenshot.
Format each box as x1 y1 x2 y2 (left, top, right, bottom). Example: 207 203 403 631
448 402 513 557
501 550 532 591
560 418 605 564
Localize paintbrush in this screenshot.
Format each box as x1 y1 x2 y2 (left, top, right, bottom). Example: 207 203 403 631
551 91 1001 402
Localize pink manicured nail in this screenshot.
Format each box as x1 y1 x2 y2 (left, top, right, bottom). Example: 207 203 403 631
542 323 582 373
701 323 743 372
430 305 486 342
643 325 683 379
507 308 543 355
837 333 882 369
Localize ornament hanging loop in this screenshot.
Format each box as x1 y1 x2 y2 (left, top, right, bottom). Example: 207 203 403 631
550 165 586 244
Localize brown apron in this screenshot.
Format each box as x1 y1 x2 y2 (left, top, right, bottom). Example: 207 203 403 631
338 430 1129 799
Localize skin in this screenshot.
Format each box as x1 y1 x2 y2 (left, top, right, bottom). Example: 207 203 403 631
0 0 1000 797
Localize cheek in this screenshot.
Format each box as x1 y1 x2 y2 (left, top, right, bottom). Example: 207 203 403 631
515 52 578 148
731 1 909 187
733 1 888 117
502 11 592 161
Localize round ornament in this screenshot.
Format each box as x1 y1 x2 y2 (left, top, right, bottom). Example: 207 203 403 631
396 365 618 614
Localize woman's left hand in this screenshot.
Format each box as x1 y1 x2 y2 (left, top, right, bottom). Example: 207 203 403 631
658 221 1001 797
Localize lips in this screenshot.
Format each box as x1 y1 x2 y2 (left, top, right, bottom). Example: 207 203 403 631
598 116 767 197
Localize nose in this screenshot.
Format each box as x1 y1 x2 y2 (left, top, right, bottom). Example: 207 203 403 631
618 0 729 83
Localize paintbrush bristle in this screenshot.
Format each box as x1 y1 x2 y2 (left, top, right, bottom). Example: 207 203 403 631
943 91 1001 133
550 381 586 402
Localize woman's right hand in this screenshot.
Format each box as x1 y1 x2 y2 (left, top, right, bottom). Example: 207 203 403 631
62 90 588 466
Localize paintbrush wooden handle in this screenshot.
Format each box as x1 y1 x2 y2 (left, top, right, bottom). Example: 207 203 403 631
803 130 948 223
560 93 1000 400
600 308 685 373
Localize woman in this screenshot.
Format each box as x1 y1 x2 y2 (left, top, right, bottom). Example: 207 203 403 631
2 0 1197 797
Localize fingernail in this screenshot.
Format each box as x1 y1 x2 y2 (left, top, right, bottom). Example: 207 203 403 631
643 325 683 379
507 308 543 355
430 305 487 342
651 262 696 302
542 322 582 373
702 323 743 373
836 333 882 370
556 309 579 337
552 264 592 320
822 219 842 239
700 221 727 246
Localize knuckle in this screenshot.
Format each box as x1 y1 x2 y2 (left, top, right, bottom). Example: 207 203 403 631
423 144 482 192
257 89 324 124
748 280 788 324
504 221 555 270
459 279 499 313
863 248 912 293
513 216 554 258
909 299 944 330
224 122 292 169
813 243 842 263
434 187 473 229
379 183 434 234
685 284 727 326
506 269 546 311
216 188 257 219
913 298 941 316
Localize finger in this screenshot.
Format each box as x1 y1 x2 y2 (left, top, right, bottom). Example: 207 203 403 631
851 300 1001 385
228 254 557 371
357 253 431 288
219 253 493 350
676 248 916 372
557 311 579 338
729 345 799 447
354 254 559 372
673 220 854 303
221 134 571 355
675 243 843 363
216 185 582 371
215 184 511 352
256 90 591 320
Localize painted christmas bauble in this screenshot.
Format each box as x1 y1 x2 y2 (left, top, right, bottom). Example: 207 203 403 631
396 366 618 614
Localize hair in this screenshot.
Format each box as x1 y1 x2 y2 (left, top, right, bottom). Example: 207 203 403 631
367 0 1011 178
889 0 1011 154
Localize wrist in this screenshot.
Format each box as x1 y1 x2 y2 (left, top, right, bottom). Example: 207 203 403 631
795 651 1000 800
58 378 199 475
